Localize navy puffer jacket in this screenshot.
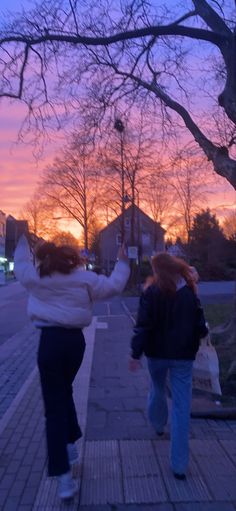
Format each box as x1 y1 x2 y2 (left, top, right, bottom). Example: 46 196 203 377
131 283 208 360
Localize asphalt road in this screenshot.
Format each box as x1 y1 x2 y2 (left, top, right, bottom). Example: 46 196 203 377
0 282 29 345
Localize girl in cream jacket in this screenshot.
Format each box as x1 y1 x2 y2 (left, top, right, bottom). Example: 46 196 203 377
14 235 130 501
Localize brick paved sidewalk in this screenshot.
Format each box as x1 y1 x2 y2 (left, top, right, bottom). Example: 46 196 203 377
0 372 45 511
0 318 98 511
80 314 236 509
1 306 236 511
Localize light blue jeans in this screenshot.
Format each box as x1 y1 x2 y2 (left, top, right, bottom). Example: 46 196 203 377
147 358 193 474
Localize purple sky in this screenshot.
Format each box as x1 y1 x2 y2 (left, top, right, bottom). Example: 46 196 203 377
0 0 235 226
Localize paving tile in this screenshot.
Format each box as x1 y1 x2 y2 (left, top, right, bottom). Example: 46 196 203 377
219 439 236 467
80 440 123 505
15 466 32 481
79 506 175 511
5 459 22 474
1 473 16 490
153 440 211 502
9 480 26 496
175 503 236 511
116 506 174 511
17 506 32 511
78 507 112 511
120 440 167 503
2 496 21 511
0 489 9 508
20 488 40 506
190 439 236 500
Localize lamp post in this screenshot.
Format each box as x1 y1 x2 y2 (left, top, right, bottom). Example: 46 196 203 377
133 187 141 290
114 118 125 243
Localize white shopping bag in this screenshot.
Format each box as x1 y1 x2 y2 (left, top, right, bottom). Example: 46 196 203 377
192 333 222 395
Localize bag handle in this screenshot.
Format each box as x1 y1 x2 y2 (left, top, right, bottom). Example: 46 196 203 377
200 324 211 347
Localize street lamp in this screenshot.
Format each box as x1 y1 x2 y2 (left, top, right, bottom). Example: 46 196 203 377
114 117 125 242
132 186 141 290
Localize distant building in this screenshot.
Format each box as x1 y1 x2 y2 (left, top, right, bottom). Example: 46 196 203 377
167 243 186 259
0 210 6 258
99 204 165 272
0 213 30 283
5 215 29 261
0 211 7 282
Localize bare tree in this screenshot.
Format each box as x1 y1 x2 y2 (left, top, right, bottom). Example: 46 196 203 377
51 230 80 248
143 167 177 239
223 209 236 241
168 148 214 242
40 143 99 250
1 1 236 188
123 112 158 244
100 110 161 246
20 193 57 239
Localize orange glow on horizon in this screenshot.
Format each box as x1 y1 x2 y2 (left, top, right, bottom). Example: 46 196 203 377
1 103 236 240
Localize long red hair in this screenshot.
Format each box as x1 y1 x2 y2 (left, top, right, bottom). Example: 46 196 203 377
145 252 196 295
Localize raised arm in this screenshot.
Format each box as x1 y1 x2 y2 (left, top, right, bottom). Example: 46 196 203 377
88 261 130 300
14 235 38 287
87 245 130 300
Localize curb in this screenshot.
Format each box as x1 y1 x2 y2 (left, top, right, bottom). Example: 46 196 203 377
191 407 236 420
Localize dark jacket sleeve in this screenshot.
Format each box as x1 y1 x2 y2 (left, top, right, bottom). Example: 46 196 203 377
131 287 154 359
195 297 209 339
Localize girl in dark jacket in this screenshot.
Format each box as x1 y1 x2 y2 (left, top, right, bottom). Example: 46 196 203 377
129 253 208 480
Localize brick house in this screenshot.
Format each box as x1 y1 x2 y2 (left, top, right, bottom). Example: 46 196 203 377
99 204 165 272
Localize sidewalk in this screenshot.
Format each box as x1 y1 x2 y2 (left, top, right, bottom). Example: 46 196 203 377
0 301 236 510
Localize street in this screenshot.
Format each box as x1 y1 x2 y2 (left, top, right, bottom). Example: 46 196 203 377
0 281 236 510
0 282 29 346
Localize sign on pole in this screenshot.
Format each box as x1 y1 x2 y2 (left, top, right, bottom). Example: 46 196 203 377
127 246 138 259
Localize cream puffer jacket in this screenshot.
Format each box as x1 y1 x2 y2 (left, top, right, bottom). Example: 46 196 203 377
14 235 130 328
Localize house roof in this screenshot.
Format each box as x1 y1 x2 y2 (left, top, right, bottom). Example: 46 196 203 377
99 204 165 235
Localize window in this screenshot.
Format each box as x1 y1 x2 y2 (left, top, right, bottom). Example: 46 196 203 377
116 233 122 246
0 222 4 237
125 217 130 228
142 233 151 246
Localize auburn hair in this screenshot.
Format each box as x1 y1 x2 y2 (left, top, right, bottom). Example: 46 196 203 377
145 252 196 295
34 241 82 277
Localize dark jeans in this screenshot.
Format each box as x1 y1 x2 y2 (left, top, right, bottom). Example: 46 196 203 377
37 326 86 476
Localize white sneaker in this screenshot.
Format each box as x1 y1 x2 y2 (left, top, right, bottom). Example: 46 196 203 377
67 443 79 465
57 471 77 500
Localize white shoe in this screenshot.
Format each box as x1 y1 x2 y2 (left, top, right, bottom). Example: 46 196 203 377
67 443 79 465
57 471 77 500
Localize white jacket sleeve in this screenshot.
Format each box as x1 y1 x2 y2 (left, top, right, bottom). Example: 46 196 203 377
14 235 38 287
86 260 130 300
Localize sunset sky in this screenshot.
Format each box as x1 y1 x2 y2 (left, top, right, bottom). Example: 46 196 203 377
0 0 235 235
0 0 52 216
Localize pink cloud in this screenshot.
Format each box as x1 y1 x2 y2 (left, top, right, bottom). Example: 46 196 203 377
0 94 235 226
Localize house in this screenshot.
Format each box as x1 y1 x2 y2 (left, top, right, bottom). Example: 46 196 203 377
5 215 29 261
0 211 7 283
0 210 6 258
99 204 165 272
167 243 186 259
0 214 30 283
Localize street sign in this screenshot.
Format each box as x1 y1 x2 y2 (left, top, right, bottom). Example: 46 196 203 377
127 246 138 259
80 249 89 257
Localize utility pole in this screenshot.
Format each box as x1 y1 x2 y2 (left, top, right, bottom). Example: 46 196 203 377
114 118 125 243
